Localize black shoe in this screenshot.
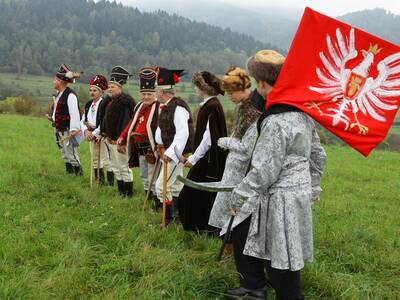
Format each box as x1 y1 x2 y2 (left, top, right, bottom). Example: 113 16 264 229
117 180 124 196
107 171 114 186
224 286 266 300
94 168 105 185
65 163 74 174
124 181 134 198
73 165 83 176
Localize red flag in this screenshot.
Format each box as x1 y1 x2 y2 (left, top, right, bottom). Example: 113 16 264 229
267 7 400 156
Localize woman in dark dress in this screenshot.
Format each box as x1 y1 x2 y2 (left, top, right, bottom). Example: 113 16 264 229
178 71 228 233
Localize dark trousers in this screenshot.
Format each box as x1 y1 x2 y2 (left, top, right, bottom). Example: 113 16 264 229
231 217 267 290
231 217 304 299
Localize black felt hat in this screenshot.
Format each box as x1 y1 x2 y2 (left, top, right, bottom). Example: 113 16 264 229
139 67 157 92
157 67 185 89
109 66 131 86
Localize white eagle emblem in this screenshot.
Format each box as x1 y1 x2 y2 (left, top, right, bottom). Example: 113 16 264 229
307 28 400 135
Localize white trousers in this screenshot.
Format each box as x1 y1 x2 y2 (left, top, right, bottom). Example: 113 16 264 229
57 131 80 167
155 161 183 202
106 141 132 182
139 155 159 193
88 140 111 170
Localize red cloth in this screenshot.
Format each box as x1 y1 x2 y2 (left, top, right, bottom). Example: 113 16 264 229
267 7 400 156
132 104 152 142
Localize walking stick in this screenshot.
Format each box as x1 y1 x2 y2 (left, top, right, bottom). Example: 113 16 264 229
143 157 160 211
97 140 101 185
90 141 94 189
161 159 168 227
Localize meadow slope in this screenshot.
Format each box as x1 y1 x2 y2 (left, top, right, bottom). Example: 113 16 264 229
0 115 399 299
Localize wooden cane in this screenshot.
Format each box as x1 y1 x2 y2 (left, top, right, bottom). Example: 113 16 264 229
97 140 101 185
161 159 168 227
143 157 160 211
90 141 94 189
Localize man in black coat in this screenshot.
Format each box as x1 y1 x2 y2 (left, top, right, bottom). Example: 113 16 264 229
102 66 136 197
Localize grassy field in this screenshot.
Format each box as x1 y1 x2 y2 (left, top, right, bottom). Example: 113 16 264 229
0 72 236 112
0 114 399 299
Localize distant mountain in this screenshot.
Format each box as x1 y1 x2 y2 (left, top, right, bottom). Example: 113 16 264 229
125 1 400 49
0 0 279 78
338 9 400 45
123 0 300 49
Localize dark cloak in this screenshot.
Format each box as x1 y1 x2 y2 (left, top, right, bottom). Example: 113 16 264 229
178 97 228 232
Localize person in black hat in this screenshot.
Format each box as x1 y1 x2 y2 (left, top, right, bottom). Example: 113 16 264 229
178 71 228 233
52 64 84 175
117 67 161 207
101 66 136 197
81 74 112 185
154 67 194 224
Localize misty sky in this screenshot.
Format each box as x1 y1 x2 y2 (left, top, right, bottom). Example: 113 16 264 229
220 0 400 16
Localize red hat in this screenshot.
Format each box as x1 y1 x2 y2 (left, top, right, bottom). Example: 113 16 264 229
89 74 108 91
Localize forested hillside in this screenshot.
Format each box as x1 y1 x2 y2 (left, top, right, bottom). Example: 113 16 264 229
0 0 279 80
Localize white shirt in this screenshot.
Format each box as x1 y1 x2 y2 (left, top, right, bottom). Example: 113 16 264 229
81 98 103 137
155 97 190 163
187 97 213 165
52 88 81 132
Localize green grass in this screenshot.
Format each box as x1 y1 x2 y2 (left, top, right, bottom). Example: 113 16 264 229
0 114 399 299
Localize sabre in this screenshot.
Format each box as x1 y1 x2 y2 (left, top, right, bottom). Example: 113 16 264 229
176 175 234 192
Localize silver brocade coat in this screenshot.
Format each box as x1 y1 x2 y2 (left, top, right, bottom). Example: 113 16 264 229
217 112 326 271
208 122 258 229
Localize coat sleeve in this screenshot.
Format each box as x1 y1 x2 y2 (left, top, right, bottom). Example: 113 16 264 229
219 123 257 157
309 127 327 199
231 117 286 209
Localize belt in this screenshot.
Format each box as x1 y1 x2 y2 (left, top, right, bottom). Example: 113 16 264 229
107 138 118 144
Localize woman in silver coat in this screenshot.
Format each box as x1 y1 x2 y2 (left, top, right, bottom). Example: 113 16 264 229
208 67 261 230
223 50 327 300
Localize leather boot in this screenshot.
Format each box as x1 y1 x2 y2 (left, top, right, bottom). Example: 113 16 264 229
124 181 134 198
224 286 266 300
117 180 124 196
152 194 161 212
165 202 173 225
107 171 114 186
65 163 74 174
172 197 180 221
74 165 83 176
94 168 105 185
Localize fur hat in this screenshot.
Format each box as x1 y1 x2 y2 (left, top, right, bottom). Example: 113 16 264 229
246 50 285 86
192 71 224 96
221 67 251 92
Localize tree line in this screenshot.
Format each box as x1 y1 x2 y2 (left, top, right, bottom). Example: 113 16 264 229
0 0 281 80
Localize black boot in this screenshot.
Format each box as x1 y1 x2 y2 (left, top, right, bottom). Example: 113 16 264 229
124 181 134 198
74 165 83 176
117 180 125 196
65 163 74 174
152 194 161 212
107 171 114 186
172 197 180 222
165 203 173 225
94 168 105 185
224 286 266 300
